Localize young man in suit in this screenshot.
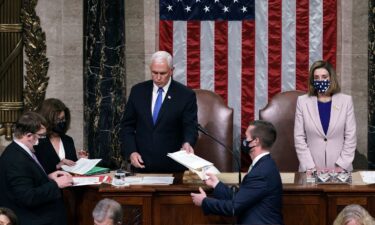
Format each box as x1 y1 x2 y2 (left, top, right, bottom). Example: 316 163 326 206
0 112 73 225
191 120 284 225
120 51 198 173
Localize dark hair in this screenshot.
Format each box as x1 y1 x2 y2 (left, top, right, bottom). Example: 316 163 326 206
249 120 277 149
308 60 340 96
13 112 47 139
38 98 71 135
92 198 123 224
0 207 18 225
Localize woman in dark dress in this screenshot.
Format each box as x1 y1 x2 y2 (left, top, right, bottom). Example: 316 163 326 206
35 98 80 174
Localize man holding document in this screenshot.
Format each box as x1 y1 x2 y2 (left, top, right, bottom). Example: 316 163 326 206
120 51 198 173
0 112 73 225
191 120 284 225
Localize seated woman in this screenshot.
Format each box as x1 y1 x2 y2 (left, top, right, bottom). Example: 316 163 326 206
0 207 18 225
294 60 357 172
333 204 375 225
35 98 84 174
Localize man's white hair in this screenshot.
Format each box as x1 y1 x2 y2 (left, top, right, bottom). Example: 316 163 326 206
150 51 173 68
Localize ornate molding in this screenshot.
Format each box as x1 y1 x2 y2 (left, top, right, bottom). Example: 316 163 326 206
0 24 23 32
0 102 24 110
20 0 49 112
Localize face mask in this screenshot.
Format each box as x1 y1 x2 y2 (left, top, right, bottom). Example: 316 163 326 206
241 139 255 154
34 138 39 146
313 79 330 93
32 133 46 147
52 121 66 135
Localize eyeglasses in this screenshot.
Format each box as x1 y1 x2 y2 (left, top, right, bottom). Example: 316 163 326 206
34 132 47 139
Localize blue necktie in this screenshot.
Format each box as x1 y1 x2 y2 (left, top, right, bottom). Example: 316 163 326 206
153 88 164 124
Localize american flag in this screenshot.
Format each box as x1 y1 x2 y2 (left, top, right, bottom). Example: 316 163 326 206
159 0 337 168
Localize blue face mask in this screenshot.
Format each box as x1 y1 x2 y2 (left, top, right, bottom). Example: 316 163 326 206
313 79 330 93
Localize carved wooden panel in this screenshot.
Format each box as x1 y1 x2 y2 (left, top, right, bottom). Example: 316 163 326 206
0 0 23 139
283 194 326 225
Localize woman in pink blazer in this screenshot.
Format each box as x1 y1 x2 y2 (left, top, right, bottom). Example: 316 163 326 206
294 60 357 172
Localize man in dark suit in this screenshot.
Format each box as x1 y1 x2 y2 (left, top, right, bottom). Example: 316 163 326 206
191 120 284 225
120 51 198 173
0 112 73 225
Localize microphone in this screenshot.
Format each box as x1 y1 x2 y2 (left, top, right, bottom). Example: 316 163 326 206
197 124 242 185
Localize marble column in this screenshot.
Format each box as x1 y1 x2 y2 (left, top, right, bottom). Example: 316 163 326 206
84 0 125 168
369 0 375 169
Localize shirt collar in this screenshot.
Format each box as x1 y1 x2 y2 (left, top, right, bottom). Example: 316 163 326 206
249 152 270 171
14 139 34 156
153 77 172 94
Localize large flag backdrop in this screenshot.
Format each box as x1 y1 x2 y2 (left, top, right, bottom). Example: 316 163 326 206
159 0 337 169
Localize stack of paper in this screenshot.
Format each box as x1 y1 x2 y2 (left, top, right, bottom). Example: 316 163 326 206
359 171 375 184
62 158 102 175
73 175 110 186
111 176 174 186
167 150 220 180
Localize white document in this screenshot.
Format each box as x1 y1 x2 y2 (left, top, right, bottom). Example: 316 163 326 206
360 171 375 184
61 158 101 175
167 150 220 180
73 177 100 186
111 176 174 186
141 176 174 185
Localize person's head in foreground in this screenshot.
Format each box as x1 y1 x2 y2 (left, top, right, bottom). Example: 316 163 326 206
333 204 375 225
0 207 18 225
92 198 123 225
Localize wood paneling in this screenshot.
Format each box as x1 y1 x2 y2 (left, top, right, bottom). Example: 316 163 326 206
64 174 375 225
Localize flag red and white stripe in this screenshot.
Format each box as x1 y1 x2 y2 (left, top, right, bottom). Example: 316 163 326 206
159 0 337 169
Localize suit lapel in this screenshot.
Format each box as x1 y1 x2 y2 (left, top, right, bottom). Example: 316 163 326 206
306 96 326 136
13 142 48 177
327 94 342 137
145 82 154 127
154 80 175 127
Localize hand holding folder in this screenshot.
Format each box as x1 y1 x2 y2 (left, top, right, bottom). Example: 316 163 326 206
167 150 220 180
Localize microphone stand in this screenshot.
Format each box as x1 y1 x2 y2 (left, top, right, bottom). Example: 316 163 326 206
197 124 242 185
197 124 241 225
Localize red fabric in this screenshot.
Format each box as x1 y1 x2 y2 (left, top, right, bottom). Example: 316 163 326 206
323 0 337 68
295 0 310 91
187 21 201 89
214 21 228 104
241 20 256 170
268 0 282 99
159 20 173 55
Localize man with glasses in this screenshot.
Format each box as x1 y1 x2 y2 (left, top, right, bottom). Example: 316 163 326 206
0 112 73 225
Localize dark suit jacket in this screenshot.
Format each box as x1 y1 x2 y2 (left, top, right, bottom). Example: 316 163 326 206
120 80 198 172
202 154 284 225
0 142 67 225
35 134 78 174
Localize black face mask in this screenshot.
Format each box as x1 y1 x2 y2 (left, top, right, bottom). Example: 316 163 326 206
241 138 256 154
52 121 66 135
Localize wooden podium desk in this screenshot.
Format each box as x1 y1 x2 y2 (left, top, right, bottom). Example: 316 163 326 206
64 172 375 225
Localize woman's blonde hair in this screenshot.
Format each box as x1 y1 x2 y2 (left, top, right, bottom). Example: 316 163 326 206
333 204 375 225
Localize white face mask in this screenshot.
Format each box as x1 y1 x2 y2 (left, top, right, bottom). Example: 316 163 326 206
34 138 39 146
